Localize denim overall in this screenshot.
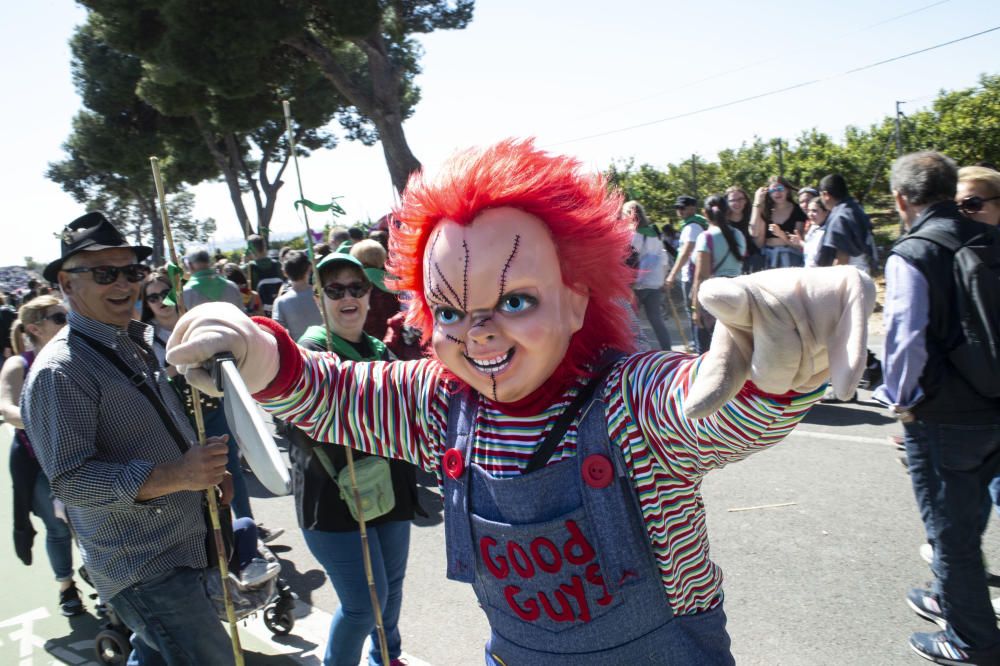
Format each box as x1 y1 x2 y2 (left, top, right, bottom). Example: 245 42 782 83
444 386 735 665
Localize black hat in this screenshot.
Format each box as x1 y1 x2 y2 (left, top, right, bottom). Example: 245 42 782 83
673 195 698 209
44 211 152 283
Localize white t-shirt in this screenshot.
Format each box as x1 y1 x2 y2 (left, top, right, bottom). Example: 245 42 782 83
631 233 667 289
678 221 705 282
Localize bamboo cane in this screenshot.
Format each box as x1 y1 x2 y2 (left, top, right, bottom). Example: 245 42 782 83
663 286 690 350
282 100 391 661
149 157 245 666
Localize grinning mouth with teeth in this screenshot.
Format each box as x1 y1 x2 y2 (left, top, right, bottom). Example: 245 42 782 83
465 348 515 375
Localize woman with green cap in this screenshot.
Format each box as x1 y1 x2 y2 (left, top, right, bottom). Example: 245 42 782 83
290 252 420 666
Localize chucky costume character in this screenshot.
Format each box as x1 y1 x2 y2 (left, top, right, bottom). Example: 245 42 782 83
167 139 875 665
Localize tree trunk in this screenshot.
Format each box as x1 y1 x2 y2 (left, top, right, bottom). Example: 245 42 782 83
146 195 164 264
193 113 253 238
285 32 421 193
370 110 421 192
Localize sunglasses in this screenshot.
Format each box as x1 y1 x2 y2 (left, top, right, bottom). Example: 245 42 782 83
64 264 150 285
42 312 67 325
768 185 786 194
959 195 1000 215
322 281 371 300
144 290 170 305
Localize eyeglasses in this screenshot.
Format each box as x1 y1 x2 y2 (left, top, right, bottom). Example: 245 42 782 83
322 281 371 300
768 185 786 194
42 312 67 325
63 264 150 285
958 195 1000 215
144 290 170 305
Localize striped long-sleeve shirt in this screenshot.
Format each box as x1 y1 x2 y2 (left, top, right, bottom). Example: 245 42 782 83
256 321 822 615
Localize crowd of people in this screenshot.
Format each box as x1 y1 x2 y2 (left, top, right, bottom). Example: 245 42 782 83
3 142 999 665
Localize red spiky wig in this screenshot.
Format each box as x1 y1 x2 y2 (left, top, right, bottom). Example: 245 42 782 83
387 138 637 380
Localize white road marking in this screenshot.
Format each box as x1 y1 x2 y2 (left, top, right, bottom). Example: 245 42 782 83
788 428 891 445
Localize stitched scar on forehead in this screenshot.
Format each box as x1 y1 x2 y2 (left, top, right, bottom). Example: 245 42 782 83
425 230 460 310
462 239 470 311
498 234 521 301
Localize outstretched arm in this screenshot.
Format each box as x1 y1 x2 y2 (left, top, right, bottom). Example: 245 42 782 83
167 303 450 473
615 352 822 480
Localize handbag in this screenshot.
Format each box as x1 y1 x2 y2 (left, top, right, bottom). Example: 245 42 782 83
312 448 396 523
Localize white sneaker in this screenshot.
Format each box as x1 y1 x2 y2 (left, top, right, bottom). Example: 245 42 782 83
993 597 1000 619
240 557 279 587
920 543 934 565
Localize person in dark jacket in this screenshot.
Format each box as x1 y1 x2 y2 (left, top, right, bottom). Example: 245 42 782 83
875 151 1000 665
290 252 419 666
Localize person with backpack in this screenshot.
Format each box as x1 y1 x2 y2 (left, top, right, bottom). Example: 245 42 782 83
245 234 285 316
875 151 1000 665
665 195 708 352
689 195 746 351
625 201 672 351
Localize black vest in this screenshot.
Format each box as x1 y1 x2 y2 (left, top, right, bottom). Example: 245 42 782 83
890 201 1000 424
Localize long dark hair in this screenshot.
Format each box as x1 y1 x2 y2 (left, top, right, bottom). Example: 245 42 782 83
762 175 799 224
704 194 745 263
724 186 751 226
140 271 175 323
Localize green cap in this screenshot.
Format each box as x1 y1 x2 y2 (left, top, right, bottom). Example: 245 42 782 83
316 252 365 275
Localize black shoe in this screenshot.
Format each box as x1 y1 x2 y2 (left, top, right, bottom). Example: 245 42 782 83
59 583 85 617
257 524 285 544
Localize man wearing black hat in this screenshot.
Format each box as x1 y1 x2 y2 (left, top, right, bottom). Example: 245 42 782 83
22 212 236 664
665 195 710 352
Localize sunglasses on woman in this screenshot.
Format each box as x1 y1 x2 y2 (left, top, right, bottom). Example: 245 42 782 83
322 281 371 300
63 264 151 285
42 312 68 325
144 290 171 305
768 185 786 194
959 195 1000 215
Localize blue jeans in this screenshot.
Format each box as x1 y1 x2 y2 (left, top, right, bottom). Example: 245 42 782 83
31 473 73 581
204 403 253 520
904 420 1000 650
303 522 411 666
680 280 712 354
634 289 672 350
108 566 234 666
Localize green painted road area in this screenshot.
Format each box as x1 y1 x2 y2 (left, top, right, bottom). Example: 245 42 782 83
0 423 301 665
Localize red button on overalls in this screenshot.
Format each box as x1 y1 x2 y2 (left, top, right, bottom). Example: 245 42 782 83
444 448 464 479
582 454 613 488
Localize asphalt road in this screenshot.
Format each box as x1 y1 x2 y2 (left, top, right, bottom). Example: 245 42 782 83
4 311 999 665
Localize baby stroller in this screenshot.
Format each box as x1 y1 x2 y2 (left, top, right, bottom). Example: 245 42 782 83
84 539 297 665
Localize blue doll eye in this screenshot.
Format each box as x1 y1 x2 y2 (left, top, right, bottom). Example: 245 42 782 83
434 307 463 325
498 293 537 314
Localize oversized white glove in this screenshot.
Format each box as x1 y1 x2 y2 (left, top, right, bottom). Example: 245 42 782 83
684 266 876 419
165 302 280 396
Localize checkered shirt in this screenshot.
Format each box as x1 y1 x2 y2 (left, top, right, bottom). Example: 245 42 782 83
21 312 207 600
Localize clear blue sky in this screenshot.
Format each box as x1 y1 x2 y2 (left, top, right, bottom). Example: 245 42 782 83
2 0 999 267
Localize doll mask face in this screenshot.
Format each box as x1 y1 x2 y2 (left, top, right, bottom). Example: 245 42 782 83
424 207 589 402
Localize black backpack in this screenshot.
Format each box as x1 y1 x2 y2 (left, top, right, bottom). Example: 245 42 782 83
908 227 1000 397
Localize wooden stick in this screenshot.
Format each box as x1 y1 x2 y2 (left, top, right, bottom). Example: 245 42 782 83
663 287 690 350
150 157 245 666
282 101 391 662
